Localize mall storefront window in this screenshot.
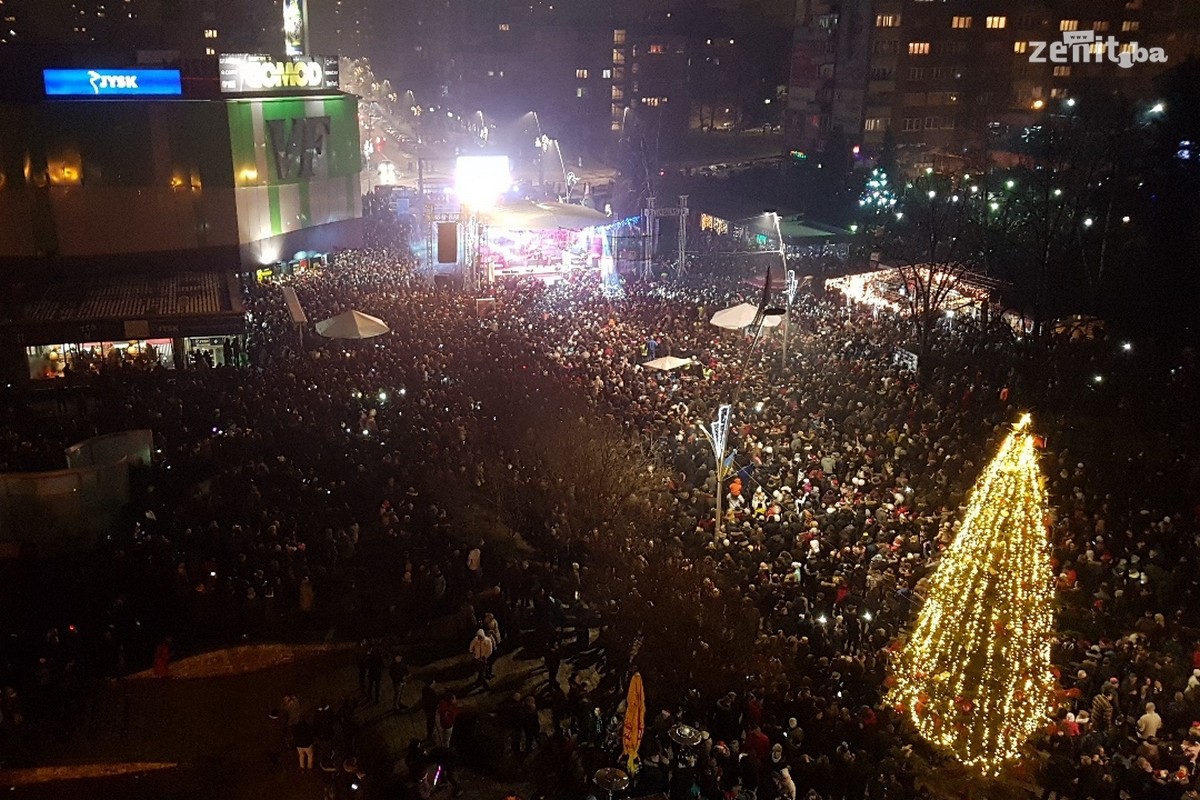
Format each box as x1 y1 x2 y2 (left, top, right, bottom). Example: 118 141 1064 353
25 336 245 379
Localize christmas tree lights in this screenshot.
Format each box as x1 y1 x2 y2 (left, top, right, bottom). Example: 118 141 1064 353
889 414 1055 775
859 168 898 212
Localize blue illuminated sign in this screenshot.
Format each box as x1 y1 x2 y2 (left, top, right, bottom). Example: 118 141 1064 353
43 69 183 97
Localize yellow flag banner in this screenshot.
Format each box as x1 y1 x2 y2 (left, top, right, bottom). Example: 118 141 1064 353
622 672 645 774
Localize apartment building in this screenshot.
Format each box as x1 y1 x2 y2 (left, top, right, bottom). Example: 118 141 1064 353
786 0 1199 162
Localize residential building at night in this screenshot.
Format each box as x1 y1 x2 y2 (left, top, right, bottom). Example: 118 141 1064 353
0 0 284 57
786 0 1200 164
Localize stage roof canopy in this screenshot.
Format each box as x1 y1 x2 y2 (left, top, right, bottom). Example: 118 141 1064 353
481 200 610 231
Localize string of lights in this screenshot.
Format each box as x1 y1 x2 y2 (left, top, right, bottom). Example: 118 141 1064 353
888 413 1055 775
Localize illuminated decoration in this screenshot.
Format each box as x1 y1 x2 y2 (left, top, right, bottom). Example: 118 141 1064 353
283 0 309 56
218 54 339 94
43 69 182 97
455 156 511 208
698 404 733 536
622 672 645 774
859 168 897 212
889 414 1054 775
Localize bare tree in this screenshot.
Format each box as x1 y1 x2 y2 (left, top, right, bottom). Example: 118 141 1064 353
883 173 983 371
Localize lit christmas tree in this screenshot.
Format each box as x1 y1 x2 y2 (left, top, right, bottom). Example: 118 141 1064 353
859 167 897 214
889 414 1055 775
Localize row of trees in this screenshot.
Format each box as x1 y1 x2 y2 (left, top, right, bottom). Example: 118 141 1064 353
854 66 1200 363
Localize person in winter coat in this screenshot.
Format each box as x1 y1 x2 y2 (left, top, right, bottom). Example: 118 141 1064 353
469 629 495 689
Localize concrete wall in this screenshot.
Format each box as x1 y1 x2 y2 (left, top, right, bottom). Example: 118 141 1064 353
0 430 152 555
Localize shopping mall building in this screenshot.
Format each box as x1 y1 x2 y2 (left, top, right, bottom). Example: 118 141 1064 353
0 49 363 380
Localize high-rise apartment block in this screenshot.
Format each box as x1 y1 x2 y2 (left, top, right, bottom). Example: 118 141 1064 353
786 0 1200 165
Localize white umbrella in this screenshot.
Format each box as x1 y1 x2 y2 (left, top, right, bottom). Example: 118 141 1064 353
709 302 783 330
643 356 693 371
315 310 390 340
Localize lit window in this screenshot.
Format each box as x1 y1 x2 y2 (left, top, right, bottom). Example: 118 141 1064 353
205 47 215 55
951 16 972 29
1053 65 1071 76
498 22 510 31
864 118 884 131
1093 20 1111 31
576 87 587 98
648 44 665 54
908 42 931 55
1060 19 1079 31
575 68 588 79
986 16 1006 28
602 68 612 79
1121 20 1139 31
612 49 625 64
1013 41 1028 53
876 14 900 27
1119 42 1134 54
203 28 217 38
613 29 626 44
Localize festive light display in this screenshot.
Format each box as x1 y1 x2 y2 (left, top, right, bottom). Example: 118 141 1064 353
859 168 898 212
888 414 1055 775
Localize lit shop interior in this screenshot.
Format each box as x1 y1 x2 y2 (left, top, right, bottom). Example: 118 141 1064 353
25 336 246 380
10 271 247 381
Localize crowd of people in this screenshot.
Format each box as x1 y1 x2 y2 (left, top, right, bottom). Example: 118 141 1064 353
0 223 1198 800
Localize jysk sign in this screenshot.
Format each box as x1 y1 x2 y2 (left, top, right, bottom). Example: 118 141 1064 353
219 54 339 94
43 69 183 97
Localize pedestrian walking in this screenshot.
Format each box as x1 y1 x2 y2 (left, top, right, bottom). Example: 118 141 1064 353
366 645 384 704
294 716 315 770
543 640 561 690
469 629 494 690
421 681 440 741
436 692 461 748
389 653 410 711
152 637 172 678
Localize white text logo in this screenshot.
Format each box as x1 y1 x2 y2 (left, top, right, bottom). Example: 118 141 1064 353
86 71 141 93
1028 31 1166 69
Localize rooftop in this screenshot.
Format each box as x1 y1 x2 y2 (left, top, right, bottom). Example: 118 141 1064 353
21 271 241 323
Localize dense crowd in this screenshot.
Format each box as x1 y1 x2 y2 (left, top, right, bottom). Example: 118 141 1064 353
0 231 1198 800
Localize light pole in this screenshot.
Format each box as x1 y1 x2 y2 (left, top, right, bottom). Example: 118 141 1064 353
535 134 550 188
698 404 733 538
767 211 796 370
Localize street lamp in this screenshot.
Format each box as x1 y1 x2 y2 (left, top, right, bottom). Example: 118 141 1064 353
534 134 550 187
767 210 797 370
698 404 733 538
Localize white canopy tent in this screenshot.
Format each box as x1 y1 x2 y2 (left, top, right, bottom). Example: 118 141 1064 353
315 310 390 340
709 302 783 330
642 356 694 371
